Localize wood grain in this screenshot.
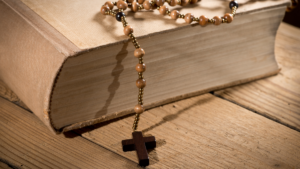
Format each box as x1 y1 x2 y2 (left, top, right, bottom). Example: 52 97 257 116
77 94 300 168
215 23 300 131
0 162 12 169
0 97 140 169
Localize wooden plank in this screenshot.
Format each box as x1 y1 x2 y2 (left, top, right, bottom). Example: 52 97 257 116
0 162 12 169
215 23 300 131
0 97 140 169
76 94 300 168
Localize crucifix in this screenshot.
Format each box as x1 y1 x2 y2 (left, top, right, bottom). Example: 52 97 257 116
122 131 156 166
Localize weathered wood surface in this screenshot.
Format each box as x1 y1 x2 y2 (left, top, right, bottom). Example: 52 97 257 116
215 23 300 131
0 161 12 169
77 94 300 169
0 97 139 169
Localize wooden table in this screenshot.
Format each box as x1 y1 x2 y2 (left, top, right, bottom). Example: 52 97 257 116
0 22 299 169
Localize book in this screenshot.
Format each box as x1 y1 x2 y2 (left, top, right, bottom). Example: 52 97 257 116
0 0 289 134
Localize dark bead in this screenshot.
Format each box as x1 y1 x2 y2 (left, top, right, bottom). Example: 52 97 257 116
229 1 238 9
116 12 125 22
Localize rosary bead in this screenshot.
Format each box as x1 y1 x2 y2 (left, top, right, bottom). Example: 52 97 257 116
136 79 146 88
124 25 134 36
229 1 238 9
136 63 146 73
159 5 168 15
117 0 128 10
224 13 233 23
143 0 152 10
181 0 189 6
169 0 177 6
116 12 125 22
134 48 145 58
105 1 114 10
152 3 158 9
199 15 208 26
213 16 222 25
156 0 165 6
134 105 144 114
184 13 194 24
131 2 139 12
100 5 110 15
170 10 179 20
138 0 145 4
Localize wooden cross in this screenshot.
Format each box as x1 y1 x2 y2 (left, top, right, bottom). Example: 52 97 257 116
122 131 156 166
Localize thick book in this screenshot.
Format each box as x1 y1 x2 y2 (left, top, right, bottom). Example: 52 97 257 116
0 0 289 134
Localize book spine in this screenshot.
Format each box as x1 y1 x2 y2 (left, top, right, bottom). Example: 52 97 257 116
0 0 78 134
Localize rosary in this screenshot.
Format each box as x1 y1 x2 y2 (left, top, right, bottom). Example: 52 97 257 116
100 0 238 166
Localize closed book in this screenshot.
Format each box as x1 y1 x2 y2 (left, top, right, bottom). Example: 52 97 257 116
0 0 289 133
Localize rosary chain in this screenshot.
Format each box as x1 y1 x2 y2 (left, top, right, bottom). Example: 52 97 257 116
101 0 239 131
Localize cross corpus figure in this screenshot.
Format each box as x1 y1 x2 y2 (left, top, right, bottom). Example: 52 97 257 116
122 131 156 166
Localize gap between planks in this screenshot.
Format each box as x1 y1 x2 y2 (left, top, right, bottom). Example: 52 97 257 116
75 93 300 169
0 97 141 169
0 160 14 169
214 22 300 132
213 92 300 133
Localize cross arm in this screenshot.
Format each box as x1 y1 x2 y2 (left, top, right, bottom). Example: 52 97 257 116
122 135 156 152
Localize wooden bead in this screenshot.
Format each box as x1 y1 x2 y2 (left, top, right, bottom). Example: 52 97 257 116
134 105 144 114
143 0 152 10
117 0 128 10
104 1 114 10
169 0 177 6
170 10 179 20
184 13 194 24
136 79 146 88
134 48 145 58
131 2 139 12
159 5 168 15
181 0 189 6
213 16 222 25
138 0 145 4
136 63 146 73
127 0 134 3
101 5 110 15
156 0 165 6
224 13 233 23
199 15 208 26
190 0 199 4
124 25 134 36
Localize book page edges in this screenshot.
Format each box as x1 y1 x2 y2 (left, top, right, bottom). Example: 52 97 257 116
61 68 280 133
